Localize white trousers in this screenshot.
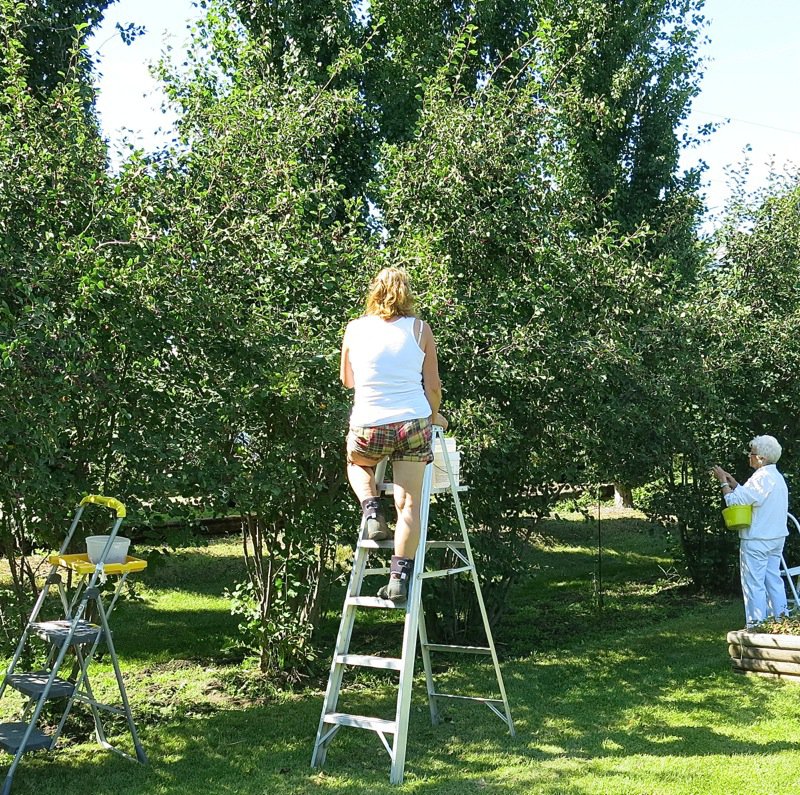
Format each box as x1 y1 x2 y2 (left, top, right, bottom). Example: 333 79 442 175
740 537 788 627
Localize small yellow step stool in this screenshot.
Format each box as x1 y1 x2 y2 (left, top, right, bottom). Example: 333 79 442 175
0 496 148 795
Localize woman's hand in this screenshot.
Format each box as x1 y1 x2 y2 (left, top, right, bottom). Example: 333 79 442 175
432 412 449 430
711 465 734 486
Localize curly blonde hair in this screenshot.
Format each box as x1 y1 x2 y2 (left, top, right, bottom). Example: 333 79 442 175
365 267 415 319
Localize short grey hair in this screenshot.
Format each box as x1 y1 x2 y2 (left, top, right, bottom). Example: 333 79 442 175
750 435 782 464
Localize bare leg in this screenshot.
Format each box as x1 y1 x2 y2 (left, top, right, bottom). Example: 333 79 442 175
348 454 390 540
347 454 380 503
391 460 427 558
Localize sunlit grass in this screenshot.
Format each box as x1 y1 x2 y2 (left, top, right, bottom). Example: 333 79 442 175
4 518 800 794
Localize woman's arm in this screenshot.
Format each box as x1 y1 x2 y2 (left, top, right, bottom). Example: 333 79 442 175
340 324 354 388
420 321 442 417
723 469 771 507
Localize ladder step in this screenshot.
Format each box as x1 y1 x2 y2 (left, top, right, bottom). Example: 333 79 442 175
423 644 492 655
345 596 404 610
426 541 467 549
357 539 394 550
335 654 403 671
32 620 102 645
0 722 53 754
380 483 469 495
324 712 397 734
784 567 800 577
5 671 75 699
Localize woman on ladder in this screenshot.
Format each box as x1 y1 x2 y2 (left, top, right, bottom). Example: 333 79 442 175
340 267 446 604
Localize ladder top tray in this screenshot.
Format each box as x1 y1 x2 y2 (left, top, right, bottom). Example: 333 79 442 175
48 553 147 574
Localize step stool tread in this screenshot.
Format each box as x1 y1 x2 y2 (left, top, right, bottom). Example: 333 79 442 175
0 722 52 754
6 671 75 699
32 619 102 644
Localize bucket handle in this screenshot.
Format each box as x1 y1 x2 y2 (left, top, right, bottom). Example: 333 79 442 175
80 494 127 518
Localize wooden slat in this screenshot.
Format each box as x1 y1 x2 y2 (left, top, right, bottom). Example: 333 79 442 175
733 668 800 683
727 630 800 651
728 644 800 664
732 656 800 676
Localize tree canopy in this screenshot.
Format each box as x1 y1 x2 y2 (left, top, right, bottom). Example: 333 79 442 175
7 0 799 669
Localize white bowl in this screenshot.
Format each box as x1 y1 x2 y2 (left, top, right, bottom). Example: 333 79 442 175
86 535 131 564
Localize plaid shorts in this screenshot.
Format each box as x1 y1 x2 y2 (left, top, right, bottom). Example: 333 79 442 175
347 417 433 464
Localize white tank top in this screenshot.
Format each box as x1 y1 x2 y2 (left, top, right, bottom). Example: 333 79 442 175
347 315 432 427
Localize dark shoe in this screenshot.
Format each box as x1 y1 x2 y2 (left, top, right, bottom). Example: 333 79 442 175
365 514 391 541
361 498 391 541
377 576 408 604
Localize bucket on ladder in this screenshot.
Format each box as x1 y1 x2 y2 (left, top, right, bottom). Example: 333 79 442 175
432 435 461 489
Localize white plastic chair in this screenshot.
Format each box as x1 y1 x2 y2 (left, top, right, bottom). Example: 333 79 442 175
780 513 800 610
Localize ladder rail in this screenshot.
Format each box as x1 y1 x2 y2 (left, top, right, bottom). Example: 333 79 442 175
1 499 147 795
390 461 434 785
0 570 62 701
48 571 130 750
1 595 92 793
0 494 88 694
416 604 440 726
51 600 109 750
311 425 515 785
310 533 371 768
781 513 800 611
436 427 515 737
93 593 147 763
5 500 91 691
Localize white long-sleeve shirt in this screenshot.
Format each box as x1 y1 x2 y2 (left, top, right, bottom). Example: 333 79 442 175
724 464 788 540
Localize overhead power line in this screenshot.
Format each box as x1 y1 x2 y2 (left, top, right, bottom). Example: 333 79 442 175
694 110 800 137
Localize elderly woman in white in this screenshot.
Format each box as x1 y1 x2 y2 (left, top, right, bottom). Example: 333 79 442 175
712 435 789 627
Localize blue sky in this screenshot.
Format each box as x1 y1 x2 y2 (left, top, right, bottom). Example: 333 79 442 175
90 0 800 217
680 0 800 217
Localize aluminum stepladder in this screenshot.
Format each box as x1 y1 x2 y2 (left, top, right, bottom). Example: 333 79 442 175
0 495 147 795
311 426 515 784
780 513 800 610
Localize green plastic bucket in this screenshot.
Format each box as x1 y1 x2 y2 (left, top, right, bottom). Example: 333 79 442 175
722 504 752 531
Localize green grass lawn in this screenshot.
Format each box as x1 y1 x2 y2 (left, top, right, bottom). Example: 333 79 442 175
3 510 800 795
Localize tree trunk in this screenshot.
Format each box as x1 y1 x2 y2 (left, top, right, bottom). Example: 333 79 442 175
614 483 633 508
